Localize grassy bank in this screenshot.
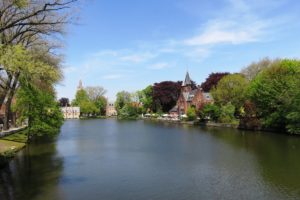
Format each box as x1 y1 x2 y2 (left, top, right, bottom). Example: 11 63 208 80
0 130 28 167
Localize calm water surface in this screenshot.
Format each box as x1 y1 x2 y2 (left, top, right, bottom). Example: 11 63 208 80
1 119 300 200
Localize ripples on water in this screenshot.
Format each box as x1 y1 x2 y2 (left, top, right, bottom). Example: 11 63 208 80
1 119 300 200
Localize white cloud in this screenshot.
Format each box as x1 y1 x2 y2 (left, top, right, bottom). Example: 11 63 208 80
120 52 156 63
102 74 122 80
148 62 170 70
183 0 279 47
184 20 266 46
184 48 211 62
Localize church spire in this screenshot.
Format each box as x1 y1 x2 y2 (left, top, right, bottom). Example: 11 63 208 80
77 80 83 90
182 71 192 86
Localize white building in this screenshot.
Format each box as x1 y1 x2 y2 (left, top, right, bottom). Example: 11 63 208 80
106 102 117 117
61 107 80 119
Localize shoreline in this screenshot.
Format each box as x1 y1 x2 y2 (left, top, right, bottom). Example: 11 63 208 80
0 128 28 168
142 117 292 135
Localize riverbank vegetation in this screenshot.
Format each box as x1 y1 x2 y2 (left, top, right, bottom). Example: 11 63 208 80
0 0 78 138
115 91 141 119
115 58 300 134
72 86 108 117
202 58 300 134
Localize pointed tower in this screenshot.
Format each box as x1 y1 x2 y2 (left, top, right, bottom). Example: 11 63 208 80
77 80 83 91
182 71 192 92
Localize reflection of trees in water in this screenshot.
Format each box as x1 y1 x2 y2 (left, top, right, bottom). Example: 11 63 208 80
203 127 300 197
0 137 64 200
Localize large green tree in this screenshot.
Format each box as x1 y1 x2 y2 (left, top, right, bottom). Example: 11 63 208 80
211 74 249 109
15 83 63 138
72 89 97 116
249 59 300 134
138 85 153 113
115 91 132 113
0 45 61 129
0 0 77 130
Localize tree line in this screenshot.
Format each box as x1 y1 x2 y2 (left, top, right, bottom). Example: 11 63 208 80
69 86 107 117
115 58 300 134
200 58 300 134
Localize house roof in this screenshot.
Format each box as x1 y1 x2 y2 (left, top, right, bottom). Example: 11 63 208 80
169 105 178 112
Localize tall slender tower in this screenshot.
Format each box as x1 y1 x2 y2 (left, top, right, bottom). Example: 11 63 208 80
77 80 83 91
182 71 192 93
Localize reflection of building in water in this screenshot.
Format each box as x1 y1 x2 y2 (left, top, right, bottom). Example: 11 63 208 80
106 102 117 117
61 107 80 119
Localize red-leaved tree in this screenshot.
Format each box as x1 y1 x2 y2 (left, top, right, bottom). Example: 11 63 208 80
201 72 230 92
153 81 182 112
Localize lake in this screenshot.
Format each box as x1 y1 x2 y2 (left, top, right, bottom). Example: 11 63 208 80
1 119 300 200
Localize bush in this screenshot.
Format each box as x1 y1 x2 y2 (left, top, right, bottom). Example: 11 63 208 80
118 103 139 120
187 106 197 121
219 103 237 124
200 104 220 122
239 100 261 130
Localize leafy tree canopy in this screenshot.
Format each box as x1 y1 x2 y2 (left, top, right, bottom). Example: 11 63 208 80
241 57 281 80
115 91 132 113
211 73 249 109
249 59 300 133
153 81 181 112
59 97 70 107
138 85 153 113
200 72 230 92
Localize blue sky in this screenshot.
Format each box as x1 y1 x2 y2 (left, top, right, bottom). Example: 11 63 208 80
56 0 300 101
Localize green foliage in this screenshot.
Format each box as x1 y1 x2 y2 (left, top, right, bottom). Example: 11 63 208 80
138 85 153 113
115 91 132 113
94 96 107 115
0 45 61 85
118 103 139 120
249 59 300 134
15 84 64 137
72 89 89 106
186 106 197 121
2 129 28 143
211 73 249 109
80 100 98 116
72 87 107 117
200 104 221 122
13 0 29 8
219 103 237 124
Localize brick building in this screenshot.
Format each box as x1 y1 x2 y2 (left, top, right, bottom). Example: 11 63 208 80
169 72 213 116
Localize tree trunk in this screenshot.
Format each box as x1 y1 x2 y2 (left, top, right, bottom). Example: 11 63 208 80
2 92 13 130
1 73 19 130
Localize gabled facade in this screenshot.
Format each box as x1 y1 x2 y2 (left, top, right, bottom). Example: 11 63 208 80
170 72 213 116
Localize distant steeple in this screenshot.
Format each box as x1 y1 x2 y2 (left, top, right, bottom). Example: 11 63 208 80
182 71 192 86
77 80 83 90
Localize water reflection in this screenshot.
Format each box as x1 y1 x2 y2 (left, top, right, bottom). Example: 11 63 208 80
201 126 300 198
0 138 64 200
1 120 300 200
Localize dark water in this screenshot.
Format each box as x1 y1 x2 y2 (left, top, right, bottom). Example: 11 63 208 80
1 119 300 200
